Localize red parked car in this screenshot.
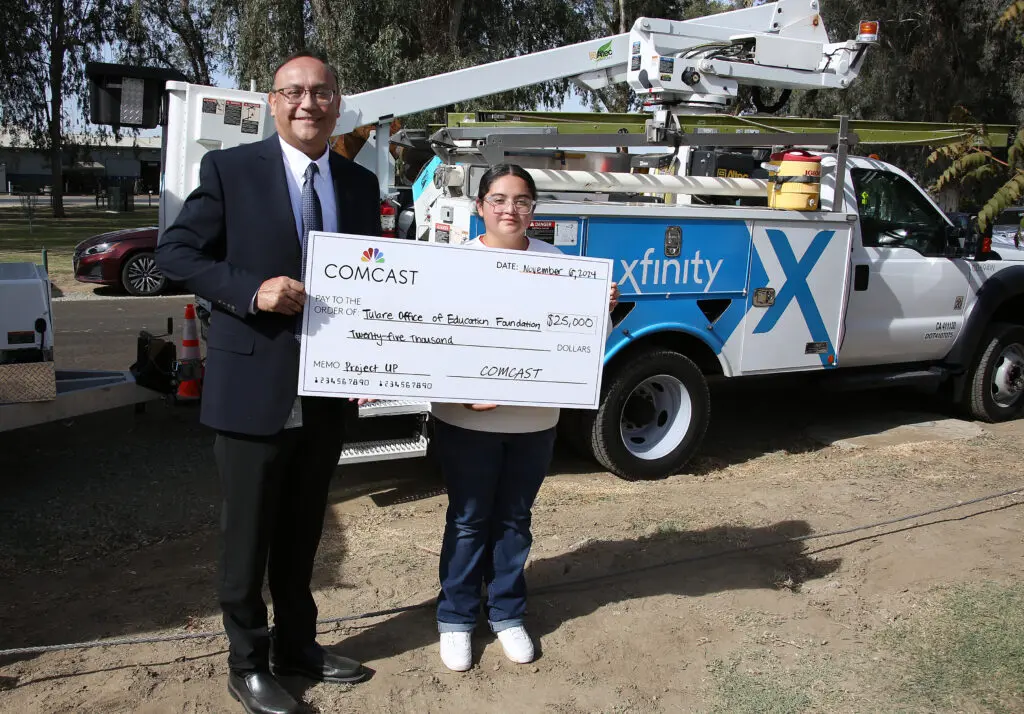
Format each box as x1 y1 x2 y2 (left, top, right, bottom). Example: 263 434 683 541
73 226 169 296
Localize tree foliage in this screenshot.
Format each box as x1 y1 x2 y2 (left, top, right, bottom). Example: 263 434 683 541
9 0 1024 218
0 0 109 217
910 2 1024 229
761 0 1024 216
928 125 1024 231
0 3 38 85
1000 0 1024 26
222 0 307 92
310 0 599 124
112 0 228 86
210 0 736 125
793 0 1024 126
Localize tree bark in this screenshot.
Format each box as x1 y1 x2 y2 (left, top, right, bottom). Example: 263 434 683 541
448 0 467 50
48 0 65 218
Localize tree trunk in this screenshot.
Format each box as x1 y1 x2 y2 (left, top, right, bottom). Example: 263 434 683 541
448 0 467 49
283 0 305 54
48 0 65 218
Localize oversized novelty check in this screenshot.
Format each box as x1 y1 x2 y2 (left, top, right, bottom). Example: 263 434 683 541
297 232 613 409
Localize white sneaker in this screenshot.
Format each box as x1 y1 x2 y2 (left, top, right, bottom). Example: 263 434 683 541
439 631 472 671
496 626 535 664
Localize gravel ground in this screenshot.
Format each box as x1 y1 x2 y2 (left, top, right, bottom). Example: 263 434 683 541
2 384 1022 713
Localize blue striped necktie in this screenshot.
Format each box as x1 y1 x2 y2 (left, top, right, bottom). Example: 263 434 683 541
300 162 322 280
297 162 322 339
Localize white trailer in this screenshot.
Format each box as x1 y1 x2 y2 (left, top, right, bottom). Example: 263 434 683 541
0 262 165 433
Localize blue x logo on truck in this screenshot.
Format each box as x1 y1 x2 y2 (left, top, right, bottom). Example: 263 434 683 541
753 229 837 367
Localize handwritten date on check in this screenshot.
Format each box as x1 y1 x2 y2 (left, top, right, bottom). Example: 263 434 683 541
297 232 614 409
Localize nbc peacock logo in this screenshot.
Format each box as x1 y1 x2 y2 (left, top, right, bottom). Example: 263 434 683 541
361 247 385 264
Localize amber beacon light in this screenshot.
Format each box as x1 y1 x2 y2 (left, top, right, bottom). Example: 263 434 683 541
857 20 880 43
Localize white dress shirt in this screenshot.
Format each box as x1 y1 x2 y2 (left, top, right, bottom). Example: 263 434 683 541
278 136 339 238
250 139 339 314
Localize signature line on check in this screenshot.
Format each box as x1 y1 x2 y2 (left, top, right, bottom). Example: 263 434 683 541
447 375 587 385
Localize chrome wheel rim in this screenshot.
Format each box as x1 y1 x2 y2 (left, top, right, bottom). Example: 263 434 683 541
619 375 691 461
127 256 163 294
991 342 1024 408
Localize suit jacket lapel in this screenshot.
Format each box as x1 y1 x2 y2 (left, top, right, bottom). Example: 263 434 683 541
330 152 354 235
259 136 301 253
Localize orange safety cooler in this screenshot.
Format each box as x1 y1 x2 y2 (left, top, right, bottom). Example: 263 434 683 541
768 150 822 211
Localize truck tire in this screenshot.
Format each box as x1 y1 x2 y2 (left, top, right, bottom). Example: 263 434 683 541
557 408 595 459
964 322 1024 422
581 349 710 480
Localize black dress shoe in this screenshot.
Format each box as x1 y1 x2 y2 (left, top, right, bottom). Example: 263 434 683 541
270 641 369 684
228 670 299 714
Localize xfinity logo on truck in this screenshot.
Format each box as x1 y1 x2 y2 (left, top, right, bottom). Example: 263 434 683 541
618 247 724 294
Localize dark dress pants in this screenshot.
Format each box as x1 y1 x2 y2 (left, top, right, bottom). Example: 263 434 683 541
213 396 354 672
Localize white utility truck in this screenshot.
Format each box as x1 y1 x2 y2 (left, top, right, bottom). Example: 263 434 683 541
85 0 1024 479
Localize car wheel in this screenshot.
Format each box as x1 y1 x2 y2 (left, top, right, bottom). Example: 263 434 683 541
964 322 1024 422
570 349 710 480
121 251 166 296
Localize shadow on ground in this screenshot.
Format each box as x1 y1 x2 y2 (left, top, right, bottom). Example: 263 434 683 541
0 377 953 671
317 518 839 670
0 400 356 663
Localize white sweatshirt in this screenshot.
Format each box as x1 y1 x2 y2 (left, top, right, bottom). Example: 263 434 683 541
431 236 611 434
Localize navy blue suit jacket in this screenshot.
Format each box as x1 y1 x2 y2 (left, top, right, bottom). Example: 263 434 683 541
156 135 382 435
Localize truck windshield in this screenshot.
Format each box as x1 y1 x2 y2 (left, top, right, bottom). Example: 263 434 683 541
851 168 949 255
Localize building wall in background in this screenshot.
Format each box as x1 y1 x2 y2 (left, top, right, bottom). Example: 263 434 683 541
0 136 161 194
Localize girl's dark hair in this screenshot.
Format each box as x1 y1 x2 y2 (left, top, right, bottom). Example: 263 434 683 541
476 163 537 201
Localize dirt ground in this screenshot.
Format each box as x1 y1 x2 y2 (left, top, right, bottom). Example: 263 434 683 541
1 385 1022 713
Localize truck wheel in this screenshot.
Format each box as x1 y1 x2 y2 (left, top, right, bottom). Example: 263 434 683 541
584 350 710 480
965 322 1024 422
558 408 594 459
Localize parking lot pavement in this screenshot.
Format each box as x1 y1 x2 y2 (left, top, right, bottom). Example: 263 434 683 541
0 194 159 209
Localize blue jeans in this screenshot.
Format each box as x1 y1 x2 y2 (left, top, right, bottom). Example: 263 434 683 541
433 419 557 633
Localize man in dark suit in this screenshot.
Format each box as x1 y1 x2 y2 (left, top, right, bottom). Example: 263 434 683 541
156 52 380 714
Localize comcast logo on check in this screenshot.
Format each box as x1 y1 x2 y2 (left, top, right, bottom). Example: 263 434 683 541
361 248 385 264
324 246 417 285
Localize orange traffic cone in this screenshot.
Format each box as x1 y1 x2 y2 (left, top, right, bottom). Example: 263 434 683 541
176 303 202 401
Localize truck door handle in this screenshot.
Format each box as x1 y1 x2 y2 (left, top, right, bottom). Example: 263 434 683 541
854 264 869 291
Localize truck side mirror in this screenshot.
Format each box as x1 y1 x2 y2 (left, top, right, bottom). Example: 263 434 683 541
944 224 966 258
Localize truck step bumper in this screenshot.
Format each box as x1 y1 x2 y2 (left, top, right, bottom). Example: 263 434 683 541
822 366 948 392
338 434 429 465
358 399 431 417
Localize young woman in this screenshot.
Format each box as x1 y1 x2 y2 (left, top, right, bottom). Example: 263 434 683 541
431 163 619 672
